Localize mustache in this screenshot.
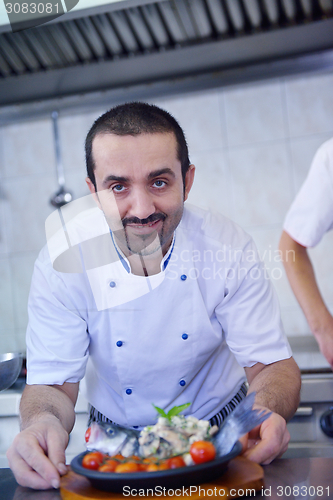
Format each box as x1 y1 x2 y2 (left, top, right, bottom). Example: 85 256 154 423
122 213 166 227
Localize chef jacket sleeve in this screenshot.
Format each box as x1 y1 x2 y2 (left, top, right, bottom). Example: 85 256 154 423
26 252 90 385
283 139 333 247
215 238 292 368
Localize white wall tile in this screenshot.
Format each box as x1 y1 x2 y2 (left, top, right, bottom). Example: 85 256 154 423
14 329 27 354
229 141 293 227
82 108 107 127
2 118 54 178
0 198 8 255
10 253 38 333
308 230 333 307
153 90 227 154
0 330 21 354
246 226 299 309
280 307 312 336
289 133 333 194
59 112 95 174
4 175 55 253
65 169 91 201
285 72 333 137
0 129 8 255
0 127 4 179
223 80 286 146
186 149 232 218
0 258 15 334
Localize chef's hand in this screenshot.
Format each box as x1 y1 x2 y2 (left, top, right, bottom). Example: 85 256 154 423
239 407 290 464
6 414 69 490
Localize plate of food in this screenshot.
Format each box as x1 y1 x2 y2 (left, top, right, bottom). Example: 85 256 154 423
71 443 242 492
70 393 269 492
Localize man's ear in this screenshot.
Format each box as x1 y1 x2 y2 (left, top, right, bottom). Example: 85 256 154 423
86 177 102 209
184 164 195 201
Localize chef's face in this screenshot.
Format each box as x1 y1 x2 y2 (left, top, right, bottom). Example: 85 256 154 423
86 132 195 257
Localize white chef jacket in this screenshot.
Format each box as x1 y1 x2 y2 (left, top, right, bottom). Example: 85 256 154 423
283 138 333 247
26 203 292 428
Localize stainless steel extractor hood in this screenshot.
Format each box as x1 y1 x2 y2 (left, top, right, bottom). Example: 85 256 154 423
0 0 333 107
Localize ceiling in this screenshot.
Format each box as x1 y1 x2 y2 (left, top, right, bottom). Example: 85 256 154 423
0 0 333 107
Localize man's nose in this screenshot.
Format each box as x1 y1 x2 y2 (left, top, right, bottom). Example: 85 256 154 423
129 188 155 220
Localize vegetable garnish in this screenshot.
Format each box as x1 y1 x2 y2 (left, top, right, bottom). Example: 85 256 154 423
190 441 216 464
153 403 191 421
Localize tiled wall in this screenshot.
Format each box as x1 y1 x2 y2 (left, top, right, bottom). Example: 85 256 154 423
0 69 333 354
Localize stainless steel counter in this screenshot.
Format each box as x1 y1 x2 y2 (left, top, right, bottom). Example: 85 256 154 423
1 457 333 499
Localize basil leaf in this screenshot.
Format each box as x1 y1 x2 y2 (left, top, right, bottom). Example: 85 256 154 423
153 405 167 418
167 403 191 419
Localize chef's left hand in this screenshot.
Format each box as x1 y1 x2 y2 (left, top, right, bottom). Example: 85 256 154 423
239 406 290 464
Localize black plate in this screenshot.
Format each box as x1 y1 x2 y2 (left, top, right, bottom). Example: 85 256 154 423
70 441 242 493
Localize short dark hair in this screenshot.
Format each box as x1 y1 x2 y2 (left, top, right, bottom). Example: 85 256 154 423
85 102 190 190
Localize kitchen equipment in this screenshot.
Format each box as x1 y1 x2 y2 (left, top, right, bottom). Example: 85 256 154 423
2 0 333 107
286 371 333 458
50 110 73 209
63 455 263 499
0 353 23 392
70 442 242 492
284 336 333 458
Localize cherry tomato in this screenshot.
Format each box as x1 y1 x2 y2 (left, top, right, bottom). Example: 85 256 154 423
190 441 216 464
138 462 149 471
98 460 118 473
142 457 158 464
105 458 120 465
140 458 158 471
115 461 140 473
84 427 91 443
127 455 141 462
157 461 169 470
145 460 169 471
145 463 159 472
82 451 105 470
166 456 186 469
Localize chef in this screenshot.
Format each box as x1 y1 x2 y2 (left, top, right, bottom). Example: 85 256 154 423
7 102 301 490
279 137 333 369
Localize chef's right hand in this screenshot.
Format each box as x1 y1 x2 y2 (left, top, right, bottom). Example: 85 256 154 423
6 414 69 490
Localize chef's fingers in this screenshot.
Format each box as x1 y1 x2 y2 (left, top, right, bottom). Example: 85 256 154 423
238 434 248 454
238 424 260 455
245 430 289 465
7 434 61 489
242 413 290 465
44 424 68 476
10 454 59 490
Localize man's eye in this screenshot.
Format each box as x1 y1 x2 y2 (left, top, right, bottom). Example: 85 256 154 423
113 184 125 192
153 180 166 188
